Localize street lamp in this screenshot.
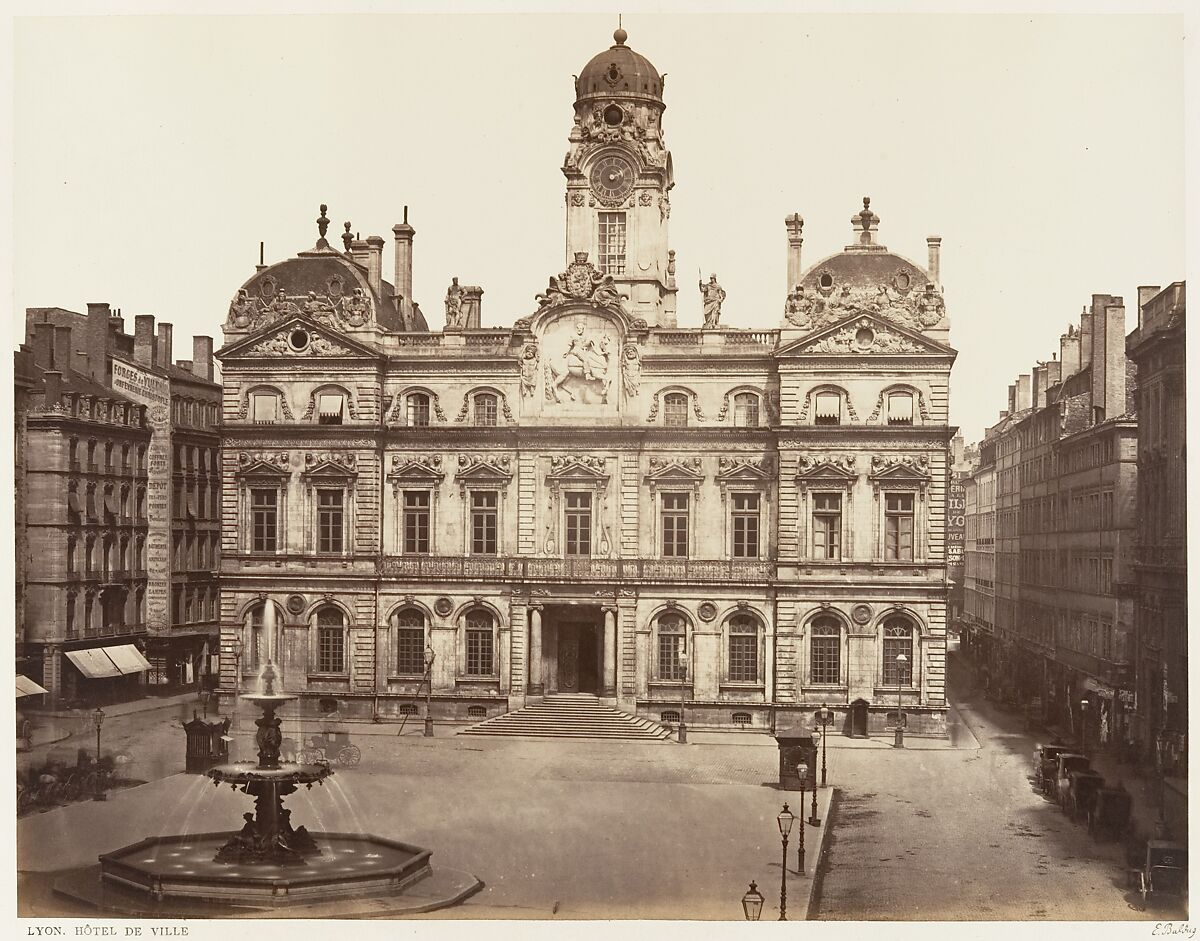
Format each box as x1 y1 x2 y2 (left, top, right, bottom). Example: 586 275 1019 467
895 653 909 749
231 636 243 712
776 803 795 921
741 881 764 921
91 707 106 801
200 689 212 718
678 637 688 744
423 645 436 738
1079 698 1089 757
795 769 808 875
808 730 822 827
816 703 833 786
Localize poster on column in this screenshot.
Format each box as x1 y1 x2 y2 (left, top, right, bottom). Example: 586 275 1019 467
110 357 172 633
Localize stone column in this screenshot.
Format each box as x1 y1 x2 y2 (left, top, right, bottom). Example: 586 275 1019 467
602 607 617 695
529 604 544 695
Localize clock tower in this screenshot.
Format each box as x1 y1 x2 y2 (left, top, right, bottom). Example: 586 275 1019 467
564 28 677 326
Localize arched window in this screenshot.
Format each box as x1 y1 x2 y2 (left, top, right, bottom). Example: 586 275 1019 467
473 393 498 427
887 391 915 426
882 617 915 686
317 390 346 425
727 613 760 682
315 607 346 674
733 392 760 428
810 616 842 685
657 612 688 680
407 392 431 427
393 607 427 676
663 393 689 428
814 391 842 425
465 609 495 676
251 390 281 424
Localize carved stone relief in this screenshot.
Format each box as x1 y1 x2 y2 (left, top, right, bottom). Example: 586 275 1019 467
226 284 376 333
790 278 945 332
797 454 856 475
238 451 291 470
534 252 626 314
305 451 357 471
806 318 924 354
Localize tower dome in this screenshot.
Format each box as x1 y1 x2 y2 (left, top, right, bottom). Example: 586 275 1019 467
576 29 664 104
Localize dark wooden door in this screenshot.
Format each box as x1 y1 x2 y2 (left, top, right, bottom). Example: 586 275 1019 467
559 625 579 692
578 627 599 693
850 699 870 738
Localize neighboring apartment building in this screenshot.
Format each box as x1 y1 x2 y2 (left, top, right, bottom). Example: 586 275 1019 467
962 295 1137 746
1126 282 1186 804
16 306 221 704
216 28 958 736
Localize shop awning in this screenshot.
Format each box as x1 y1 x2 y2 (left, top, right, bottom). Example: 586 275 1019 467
105 644 152 675
1083 677 1116 697
16 675 48 698
65 648 123 679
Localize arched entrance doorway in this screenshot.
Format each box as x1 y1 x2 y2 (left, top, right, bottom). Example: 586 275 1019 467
849 698 870 738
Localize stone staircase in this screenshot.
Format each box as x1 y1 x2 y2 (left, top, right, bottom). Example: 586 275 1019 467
460 694 673 741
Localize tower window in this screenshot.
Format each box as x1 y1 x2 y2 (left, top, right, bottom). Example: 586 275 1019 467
603 104 624 126
598 212 627 276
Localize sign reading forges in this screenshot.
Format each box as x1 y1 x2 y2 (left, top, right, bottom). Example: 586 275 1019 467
947 480 966 567
110 358 171 633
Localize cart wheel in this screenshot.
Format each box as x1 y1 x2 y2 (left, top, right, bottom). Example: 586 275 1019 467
338 745 361 766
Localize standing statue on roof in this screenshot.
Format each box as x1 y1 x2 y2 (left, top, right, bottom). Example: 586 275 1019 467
444 277 466 330
699 273 726 328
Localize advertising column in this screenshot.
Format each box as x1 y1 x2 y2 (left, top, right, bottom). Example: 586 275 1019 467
110 359 172 648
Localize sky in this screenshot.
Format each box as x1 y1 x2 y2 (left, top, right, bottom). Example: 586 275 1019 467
10 10 1186 442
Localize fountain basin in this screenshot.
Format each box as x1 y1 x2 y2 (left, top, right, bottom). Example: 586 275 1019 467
99 831 432 907
208 761 333 788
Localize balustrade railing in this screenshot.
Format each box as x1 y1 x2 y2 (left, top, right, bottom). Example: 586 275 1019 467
378 554 773 582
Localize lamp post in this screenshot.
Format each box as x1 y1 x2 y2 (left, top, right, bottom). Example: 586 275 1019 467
795 769 807 875
677 637 688 744
741 881 764 921
423 645 436 738
231 636 243 714
895 653 908 749
91 707 106 801
808 730 822 827
776 803 795 920
1079 698 1089 757
200 689 212 719
817 703 833 786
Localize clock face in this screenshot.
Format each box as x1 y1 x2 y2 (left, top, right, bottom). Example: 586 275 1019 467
590 155 635 202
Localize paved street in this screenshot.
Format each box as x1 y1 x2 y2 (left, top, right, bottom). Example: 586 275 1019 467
812 647 1167 921
18 649 1176 922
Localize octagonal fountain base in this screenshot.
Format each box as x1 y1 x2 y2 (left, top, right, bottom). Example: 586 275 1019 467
54 831 482 917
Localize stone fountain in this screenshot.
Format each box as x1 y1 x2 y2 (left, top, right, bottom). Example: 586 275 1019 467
62 601 481 915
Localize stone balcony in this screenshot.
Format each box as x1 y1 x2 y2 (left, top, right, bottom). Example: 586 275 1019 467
377 554 773 584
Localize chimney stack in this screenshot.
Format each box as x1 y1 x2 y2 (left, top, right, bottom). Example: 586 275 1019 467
1090 294 1126 422
1033 363 1048 409
32 322 54 369
784 213 804 291
463 286 484 330
43 370 62 408
1016 373 1032 411
926 236 942 283
72 349 90 375
109 310 125 336
1137 285 1161 330
86 302 111 382
1007 383 1017 414
1078 304 1094 369
157 323 174 370
192 336 214 381
53 326 73 370
134 315 156 367
365 235 385 300
393 207 416 321
1060 328 1081 376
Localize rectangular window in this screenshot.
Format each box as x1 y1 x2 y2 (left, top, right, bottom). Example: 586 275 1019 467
658 632 685 681
814 392 841 425
407 395 430 427
403 491 430 554
728 619 758 682
811 493 842 560
663 394 689 428
811 634 840 685
661 493 690 558
318 392 345 425
317 489 344 553
251 393 279 424
396 625 425 675
597 211 627 276
251 488 278 552
471 491 498 555
565 492 592 556
732 493 761 559
317 616 344 673
466 615 494 676
884 493 915 561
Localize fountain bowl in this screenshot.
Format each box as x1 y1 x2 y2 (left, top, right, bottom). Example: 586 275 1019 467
98 830 432 908
207 760 333 788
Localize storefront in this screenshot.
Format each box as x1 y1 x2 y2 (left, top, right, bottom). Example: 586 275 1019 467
63 643 152 705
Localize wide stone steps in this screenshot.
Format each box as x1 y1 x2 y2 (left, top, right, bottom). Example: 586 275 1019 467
460 694 673 741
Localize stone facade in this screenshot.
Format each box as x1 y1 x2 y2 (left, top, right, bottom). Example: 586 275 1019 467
216 30 956 736
961 295 1140 749
17 306 221 704
1126 282 1186 780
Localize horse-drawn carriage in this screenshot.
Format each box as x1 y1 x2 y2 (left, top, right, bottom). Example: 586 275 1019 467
1129 841 1188 911
298 729 361 767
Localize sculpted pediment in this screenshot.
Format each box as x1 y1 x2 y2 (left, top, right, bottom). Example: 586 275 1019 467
235 452 293 478
777 314 951 357
456 454 514 484
221 316 378 360
387 453 445 484
868 454 932 484
645 456 705 488
716 456 774 483
302 451 358 478
795 454 857 490
548 454 609 483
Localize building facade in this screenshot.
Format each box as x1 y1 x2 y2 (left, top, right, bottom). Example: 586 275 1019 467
217 29 956 735
1126 282 1186 798
961 295 1139 746
17 305 221 704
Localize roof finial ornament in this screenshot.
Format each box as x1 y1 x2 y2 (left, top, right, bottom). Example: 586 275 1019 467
314 203 331 249
850 196 880 247
614 14 627 46
342 221 353 252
